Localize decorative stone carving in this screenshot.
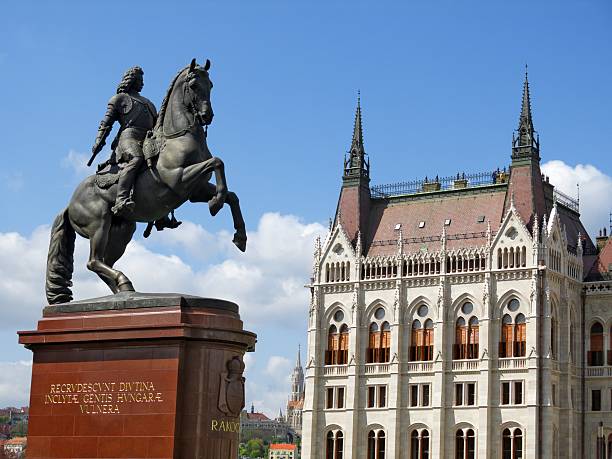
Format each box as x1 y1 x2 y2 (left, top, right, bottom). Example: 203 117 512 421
393 282 401 321
218 357 246 417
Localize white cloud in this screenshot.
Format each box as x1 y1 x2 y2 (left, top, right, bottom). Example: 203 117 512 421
542 160 612 237
0 361 31 407
1 171 24 192
247 355 292 417
265 356 292 381
61 150 90 178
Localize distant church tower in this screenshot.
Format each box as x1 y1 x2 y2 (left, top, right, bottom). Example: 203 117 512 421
286 345 305 435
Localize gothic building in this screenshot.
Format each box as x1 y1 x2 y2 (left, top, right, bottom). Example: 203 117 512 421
301 73 612 458
286 346 306 436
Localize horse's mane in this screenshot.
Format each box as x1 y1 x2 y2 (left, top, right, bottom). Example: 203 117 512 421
154 65 190 133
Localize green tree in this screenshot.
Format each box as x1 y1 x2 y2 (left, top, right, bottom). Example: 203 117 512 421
10 421 27 437
244 438 265 458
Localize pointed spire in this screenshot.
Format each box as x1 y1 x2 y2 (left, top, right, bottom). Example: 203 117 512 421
296 345 302 369
343 92 370 181
512 66 540 162
519 66 534 133
351 90 364 153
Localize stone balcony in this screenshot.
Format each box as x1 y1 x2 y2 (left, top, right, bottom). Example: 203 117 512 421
451 359 480 372
498 357 527 370
364 363 391 374
323 365 348 376
586 366 612 377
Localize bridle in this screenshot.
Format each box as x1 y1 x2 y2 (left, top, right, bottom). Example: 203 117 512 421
163 70 210 139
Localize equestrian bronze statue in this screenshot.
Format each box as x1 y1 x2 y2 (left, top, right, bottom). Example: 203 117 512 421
45 59 247 304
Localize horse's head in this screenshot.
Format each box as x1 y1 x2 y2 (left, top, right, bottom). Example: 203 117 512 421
184 58 214 126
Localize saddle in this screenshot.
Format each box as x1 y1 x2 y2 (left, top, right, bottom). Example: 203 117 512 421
94 162 122 189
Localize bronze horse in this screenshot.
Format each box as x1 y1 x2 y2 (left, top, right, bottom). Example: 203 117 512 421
45 59 246 304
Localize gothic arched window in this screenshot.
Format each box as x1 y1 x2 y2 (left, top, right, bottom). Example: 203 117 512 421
410 429 430 459
326 430 344 459
326 321 349 365
367 430 385 459
367 307 390 363
502 427 522 459
454 302 479 360
455 428 475 459
551 314 557 360
410 305 434 362
499 300 526 358
589 322 604 366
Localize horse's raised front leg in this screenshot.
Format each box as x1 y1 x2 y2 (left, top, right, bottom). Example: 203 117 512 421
180 156 227 216
87 214 135 293
190 183 247 252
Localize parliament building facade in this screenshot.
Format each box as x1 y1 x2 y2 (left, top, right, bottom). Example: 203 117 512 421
301 74 612 458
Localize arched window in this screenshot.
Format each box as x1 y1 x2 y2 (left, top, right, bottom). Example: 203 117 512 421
424 319 434 361
551 315 557 360
326 325 338 365
500 315 513 358
569 310 576 362
454 302 480 360
410 304 434 362
589 322 604 366
454 317 467 359
367 430 385 459
326 430 344 459
326 323 349 365
339 324 349 364
367 308 391 363
499 300 526 358
410 320 422 361
455 428 475 458
468 317 479 359
514 314 526 357
502 427 522 459
367 323 379 363
410 429 430 459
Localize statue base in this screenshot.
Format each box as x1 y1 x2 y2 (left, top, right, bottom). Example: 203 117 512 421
18 292 256 459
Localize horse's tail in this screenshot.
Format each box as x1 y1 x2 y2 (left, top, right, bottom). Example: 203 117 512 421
45 207 76 305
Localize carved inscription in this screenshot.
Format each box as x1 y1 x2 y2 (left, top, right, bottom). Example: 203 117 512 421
211 419 240 433
43 381 163 414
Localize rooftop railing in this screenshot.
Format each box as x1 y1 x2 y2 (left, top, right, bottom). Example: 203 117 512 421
553 188 579 213
370 170 508 198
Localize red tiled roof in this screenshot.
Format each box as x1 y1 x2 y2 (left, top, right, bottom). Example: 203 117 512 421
365 188 507 256
287 399 304 409
5 437 27 446
270 443 296 450
588 237 612 281
245 412 270 421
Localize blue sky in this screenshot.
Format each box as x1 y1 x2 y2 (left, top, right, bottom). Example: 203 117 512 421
0 1 610 415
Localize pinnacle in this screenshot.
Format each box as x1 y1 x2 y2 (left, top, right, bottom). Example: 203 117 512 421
351 91 364 152
519 68 533 131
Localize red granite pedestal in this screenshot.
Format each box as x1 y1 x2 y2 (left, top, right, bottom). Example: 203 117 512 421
18 293 256 459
